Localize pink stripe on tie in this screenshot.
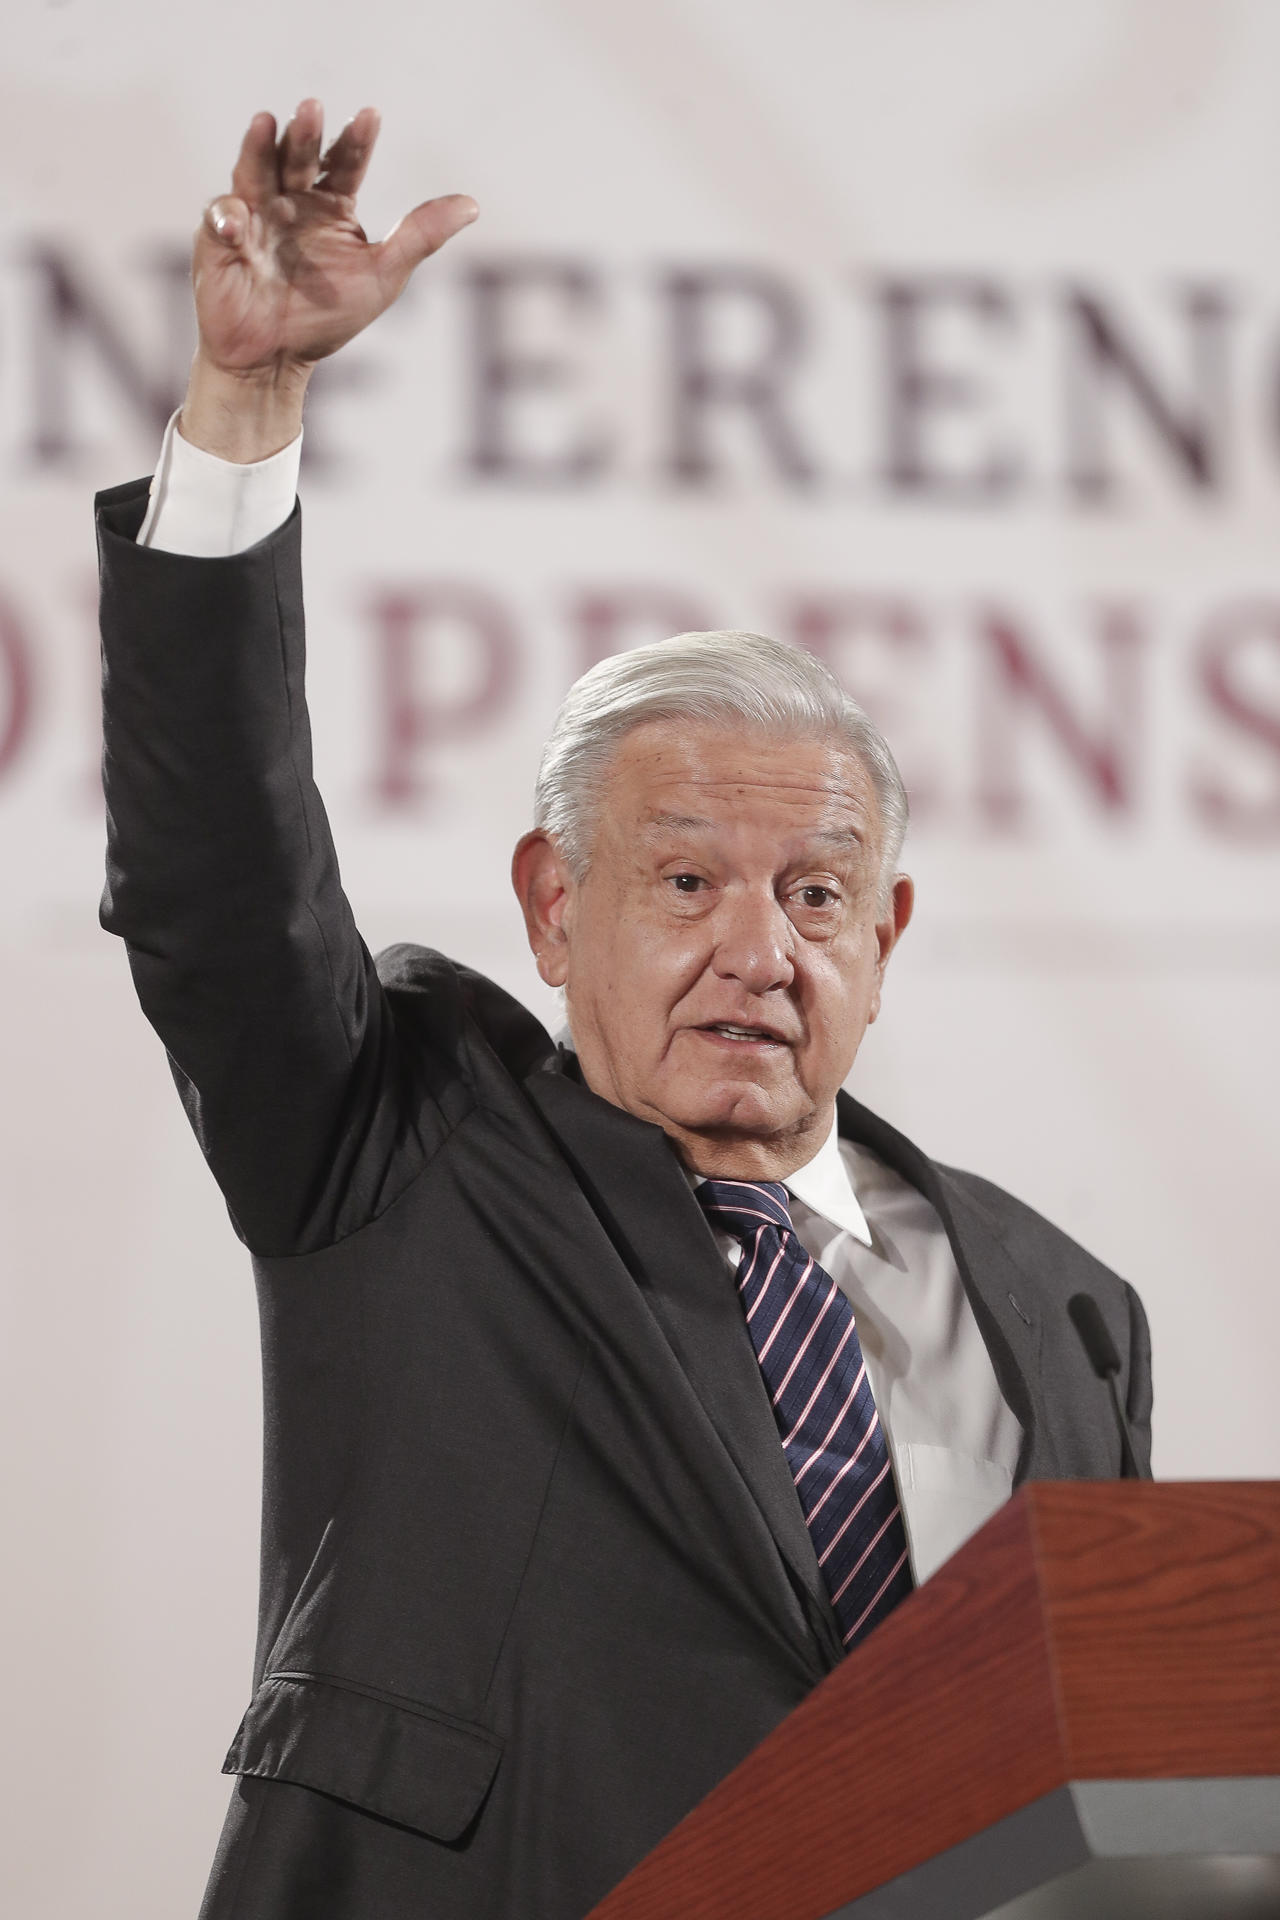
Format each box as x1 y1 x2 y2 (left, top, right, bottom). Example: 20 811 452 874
737 1182 788 1209
792 1374 872 1500
768 1274 840 1406
707 1203 782 1229
816 1454 892 1566
755 1253 818 1367
742 1239 788 1325
780 1313 857 1446
735 1225 769 1296
829 1502 902 1609
841 1546 910 1646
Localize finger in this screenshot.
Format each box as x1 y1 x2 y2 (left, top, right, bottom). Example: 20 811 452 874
202 195 252 249
374 193 479 285
279 97 324 192
231 112 278 208
316 105 381 199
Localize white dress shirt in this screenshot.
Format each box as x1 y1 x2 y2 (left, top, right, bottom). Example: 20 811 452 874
139 410 304 554
697 1120 1022 1583
138 415 1023 1584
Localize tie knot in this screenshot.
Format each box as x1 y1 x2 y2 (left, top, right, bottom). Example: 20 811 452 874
696 1178 793 1243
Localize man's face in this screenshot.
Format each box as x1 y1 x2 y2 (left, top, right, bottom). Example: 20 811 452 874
514 719 912 1179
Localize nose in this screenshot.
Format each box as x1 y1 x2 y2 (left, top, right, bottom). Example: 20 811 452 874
711 884 795 994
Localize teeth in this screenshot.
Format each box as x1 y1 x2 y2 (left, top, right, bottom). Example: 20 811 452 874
715 1024 770 1040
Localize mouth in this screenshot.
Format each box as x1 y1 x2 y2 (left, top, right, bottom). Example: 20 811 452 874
696 1022 790 1048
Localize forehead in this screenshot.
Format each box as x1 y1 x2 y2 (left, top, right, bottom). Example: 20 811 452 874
600 719 882 849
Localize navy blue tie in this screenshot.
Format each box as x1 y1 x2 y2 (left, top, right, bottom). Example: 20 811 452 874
698 1178 913 1651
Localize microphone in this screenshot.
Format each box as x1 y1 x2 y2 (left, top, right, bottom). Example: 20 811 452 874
1067 1292 1147 1479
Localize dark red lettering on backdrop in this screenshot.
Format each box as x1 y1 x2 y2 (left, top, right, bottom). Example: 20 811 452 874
660 266 816 488
1192 604 1280 835
369 584 521 806
975 603 1146 826
6 241 1279 842
870 275 1021 501
1061 284 1233 502
463 260 612 486
15 241 1248 498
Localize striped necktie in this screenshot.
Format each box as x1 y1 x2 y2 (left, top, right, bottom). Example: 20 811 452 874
697 1178 913 1652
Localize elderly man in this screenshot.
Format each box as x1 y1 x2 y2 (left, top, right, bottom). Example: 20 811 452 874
96 104 1151 1920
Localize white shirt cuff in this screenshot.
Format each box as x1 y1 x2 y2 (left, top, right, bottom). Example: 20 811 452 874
138 409 303 556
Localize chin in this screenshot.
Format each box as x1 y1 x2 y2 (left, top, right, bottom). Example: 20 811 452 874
667 1079 802 1138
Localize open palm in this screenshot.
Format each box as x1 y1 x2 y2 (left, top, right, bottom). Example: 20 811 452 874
193 101 477 375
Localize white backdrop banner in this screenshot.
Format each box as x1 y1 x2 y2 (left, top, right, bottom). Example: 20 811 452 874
3 3 1278 1915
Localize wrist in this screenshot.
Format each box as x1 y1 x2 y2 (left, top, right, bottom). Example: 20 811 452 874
179 350 312 463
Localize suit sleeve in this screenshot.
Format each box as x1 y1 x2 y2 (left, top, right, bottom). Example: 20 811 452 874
1124 1279 1154 1476
97 478 463 1257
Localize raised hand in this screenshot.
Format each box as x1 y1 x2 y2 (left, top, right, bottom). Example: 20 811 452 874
181 101 477 460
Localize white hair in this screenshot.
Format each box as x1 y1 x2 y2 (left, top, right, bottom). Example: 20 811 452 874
533 630 908 907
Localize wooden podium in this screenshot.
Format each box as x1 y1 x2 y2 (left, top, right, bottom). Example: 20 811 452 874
588 1482 1280 1920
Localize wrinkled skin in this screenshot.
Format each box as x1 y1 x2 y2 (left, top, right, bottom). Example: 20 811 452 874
513 719 913 1180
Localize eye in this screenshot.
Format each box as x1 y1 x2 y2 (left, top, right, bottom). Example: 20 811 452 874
796 884 836 908
669 872 707 893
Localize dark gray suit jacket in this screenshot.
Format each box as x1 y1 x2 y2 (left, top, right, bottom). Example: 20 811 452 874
96 479 1152 1920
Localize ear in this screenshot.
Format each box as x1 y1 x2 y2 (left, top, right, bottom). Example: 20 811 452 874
867 873 914 1026
511 830 575 987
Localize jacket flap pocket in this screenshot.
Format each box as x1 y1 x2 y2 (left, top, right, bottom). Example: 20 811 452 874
222 1671 504 1841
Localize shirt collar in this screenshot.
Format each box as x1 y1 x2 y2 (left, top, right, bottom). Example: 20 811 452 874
784 1111 873 1247
685 1110 873 1249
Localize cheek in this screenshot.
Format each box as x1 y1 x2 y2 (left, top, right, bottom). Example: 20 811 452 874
802 947 877 1042
574 894 700 1018
627 903 712 986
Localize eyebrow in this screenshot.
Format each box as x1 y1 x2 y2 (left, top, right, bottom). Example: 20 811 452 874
806 828 867 851
640 812 718 836
639 814 867 852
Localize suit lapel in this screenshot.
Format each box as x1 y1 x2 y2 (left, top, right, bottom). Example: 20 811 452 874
836 1092 1059 1483
517 1055 1052 1652
524 1055 843 1664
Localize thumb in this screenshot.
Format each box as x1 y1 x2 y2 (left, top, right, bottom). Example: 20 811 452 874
375 193 479 285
